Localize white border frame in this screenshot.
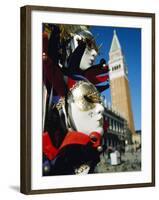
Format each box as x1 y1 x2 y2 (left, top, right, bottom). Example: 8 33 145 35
28 8 154 191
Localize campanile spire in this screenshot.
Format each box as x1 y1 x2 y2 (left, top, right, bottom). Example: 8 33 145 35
109 29 121 53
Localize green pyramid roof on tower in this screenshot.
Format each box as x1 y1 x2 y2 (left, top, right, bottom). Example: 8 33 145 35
109 30 121 52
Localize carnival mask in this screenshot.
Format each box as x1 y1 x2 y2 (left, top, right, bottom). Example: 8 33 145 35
66 81 104 135
79 47 97 71
72 30 98 71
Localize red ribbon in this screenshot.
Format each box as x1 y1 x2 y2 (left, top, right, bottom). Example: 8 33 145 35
43 131 102 160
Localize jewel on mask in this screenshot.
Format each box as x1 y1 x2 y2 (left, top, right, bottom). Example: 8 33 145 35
56 97 65 111
97 146 103 152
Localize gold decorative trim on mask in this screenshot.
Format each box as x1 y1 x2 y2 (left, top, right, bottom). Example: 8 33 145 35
56 81 103 112
56 97 65 111
68 81 102 111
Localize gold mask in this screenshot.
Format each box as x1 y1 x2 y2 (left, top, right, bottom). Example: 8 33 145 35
68 81 103 111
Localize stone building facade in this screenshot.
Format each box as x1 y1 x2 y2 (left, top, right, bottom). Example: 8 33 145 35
103 101 132 152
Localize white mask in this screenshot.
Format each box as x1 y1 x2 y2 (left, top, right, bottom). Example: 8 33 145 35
66 81 104 135
71 31 98 71
79 47 97 70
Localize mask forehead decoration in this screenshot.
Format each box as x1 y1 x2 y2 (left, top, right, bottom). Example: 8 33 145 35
68 81 102 111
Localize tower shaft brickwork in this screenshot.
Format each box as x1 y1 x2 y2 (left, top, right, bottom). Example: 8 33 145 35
109 30 135 136
110 77 135 134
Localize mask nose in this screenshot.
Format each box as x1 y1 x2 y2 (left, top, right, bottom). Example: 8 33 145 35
91 49 97 57
95 103 104 115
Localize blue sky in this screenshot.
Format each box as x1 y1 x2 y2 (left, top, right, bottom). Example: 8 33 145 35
90 26 141 131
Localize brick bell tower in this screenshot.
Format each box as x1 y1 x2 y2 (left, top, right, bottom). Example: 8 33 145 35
108 30 135 137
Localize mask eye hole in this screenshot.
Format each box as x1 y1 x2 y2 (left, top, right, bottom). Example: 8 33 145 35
84 94 101 104
86 38 93 49
85 38 98 52
84 95 93 103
